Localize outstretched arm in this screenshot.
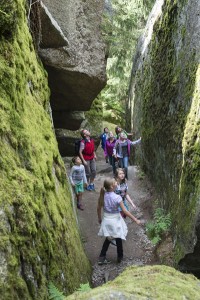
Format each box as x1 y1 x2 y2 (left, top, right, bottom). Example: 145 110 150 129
119 201 141 225
125 193 137 210
130 137 141 146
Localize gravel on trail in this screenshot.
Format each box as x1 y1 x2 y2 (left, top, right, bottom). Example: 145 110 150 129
66 148 159 287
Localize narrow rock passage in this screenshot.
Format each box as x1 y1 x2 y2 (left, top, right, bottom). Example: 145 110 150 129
71 148 159 287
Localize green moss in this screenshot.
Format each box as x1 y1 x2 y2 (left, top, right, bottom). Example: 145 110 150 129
0 0 91 298
129 0 200 265
66 265 200 300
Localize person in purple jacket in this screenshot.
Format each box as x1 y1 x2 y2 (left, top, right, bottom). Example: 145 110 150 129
104 131 116 175
113 131 141 179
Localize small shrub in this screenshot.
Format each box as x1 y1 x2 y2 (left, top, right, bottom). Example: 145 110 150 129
146 207 171 245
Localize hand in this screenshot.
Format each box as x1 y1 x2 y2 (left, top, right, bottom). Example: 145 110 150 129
138 219 145 226
131 204 137 211
83 160 87 166
98 218 102 224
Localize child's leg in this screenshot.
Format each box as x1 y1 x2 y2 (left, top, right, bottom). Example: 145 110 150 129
98 238 111 264
99 238 111 257
116 238 123 262
77 193 84 210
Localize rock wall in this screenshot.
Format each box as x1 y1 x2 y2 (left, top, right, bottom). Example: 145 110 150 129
0 0 91 298
38 0 107 130
128 0 200 268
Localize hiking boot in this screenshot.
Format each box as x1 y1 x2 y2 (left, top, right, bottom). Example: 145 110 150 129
98 257 111 265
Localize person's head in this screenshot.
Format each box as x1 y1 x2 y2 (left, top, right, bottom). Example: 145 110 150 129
103 178 117 192
72 156 82 165
115 126 122 134
80 129 90 138
115 168 126 182
104 127 109 133
108 131 114 139
119 131 127 140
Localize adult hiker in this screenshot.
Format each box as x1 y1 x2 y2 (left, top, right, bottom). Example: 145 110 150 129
113 131 141 179
79 129 96 191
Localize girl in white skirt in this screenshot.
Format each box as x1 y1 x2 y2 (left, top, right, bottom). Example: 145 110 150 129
97 177 142 264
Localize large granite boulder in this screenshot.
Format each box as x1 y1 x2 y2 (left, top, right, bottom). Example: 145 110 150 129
38 0 107 130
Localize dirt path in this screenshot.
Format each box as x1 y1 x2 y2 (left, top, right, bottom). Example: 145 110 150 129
67 148 159 287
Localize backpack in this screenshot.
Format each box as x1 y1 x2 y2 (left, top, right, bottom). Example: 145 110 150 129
74 138 88 156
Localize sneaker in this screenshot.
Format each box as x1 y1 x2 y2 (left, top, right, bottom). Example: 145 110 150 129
77 204 84 211
98 257 111 265
117 256 123 263
85 185 92 191
89 183 95 191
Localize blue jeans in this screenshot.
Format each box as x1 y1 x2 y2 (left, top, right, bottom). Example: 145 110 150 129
118 156 129 178
108 155 116 175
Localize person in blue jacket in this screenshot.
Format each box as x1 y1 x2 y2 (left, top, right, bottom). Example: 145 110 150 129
100 127 109 162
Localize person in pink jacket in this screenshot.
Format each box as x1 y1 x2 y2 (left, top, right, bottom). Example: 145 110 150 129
104 132 116 175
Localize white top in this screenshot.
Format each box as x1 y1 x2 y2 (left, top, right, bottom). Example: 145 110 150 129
69 165 87 185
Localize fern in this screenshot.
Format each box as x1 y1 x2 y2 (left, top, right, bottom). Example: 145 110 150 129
146 207 171 245
76 283 91 292
48 282 65 300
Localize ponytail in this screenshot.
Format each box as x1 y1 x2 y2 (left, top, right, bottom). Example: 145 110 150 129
98 187 105 207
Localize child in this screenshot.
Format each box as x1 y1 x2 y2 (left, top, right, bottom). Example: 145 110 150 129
115 168 137 218
69 156 88 210
113 131 141 179
97 177 142 265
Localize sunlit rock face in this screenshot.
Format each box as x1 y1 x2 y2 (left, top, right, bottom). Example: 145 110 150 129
128 0 200 268
38 0 107 129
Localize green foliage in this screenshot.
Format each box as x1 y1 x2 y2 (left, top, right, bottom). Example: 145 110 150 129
76 283 91 292
146 207 171 245
48 282 65 300
100 0 155 125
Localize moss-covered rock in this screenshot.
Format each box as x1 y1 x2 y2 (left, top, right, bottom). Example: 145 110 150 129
65 265 200 300
0 0 91 299
128 0 200 266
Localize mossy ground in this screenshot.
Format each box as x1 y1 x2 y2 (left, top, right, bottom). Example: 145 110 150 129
0 0 91 299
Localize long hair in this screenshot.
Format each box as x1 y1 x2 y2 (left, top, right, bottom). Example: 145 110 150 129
98 178 116 207
114 168 126 184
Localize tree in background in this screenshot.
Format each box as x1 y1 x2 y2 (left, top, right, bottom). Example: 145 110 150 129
100 0 155 127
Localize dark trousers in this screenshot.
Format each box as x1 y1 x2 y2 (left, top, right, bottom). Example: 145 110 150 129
99 238 123 258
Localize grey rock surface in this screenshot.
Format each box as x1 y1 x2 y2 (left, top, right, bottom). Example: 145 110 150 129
38 0 107 129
